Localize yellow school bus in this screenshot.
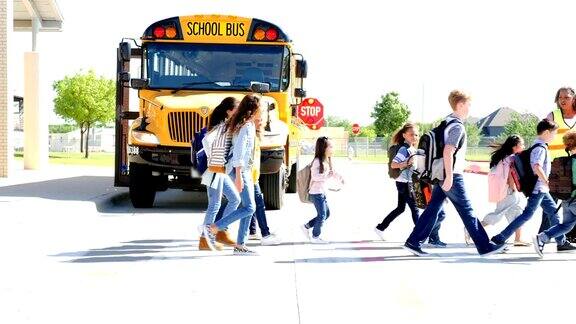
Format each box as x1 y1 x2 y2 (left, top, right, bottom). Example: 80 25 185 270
115 15 307 209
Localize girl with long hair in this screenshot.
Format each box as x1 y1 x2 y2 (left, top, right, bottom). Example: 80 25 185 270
198 97 240 251
374 123 420 240
201 94 262 255
465 135 528 246
300 136 344 244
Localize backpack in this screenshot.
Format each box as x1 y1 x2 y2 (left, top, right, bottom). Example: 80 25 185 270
191 128 208 174
410 173 433 209
549 154 575 200
205 122 232 173
488 159 510 203
416 119 464 184
510 143 546 197
388 143 410 179
297 161 313 204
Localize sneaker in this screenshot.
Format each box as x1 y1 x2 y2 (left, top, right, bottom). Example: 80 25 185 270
261 234 282 246
233 245 258 256
300 224 311 240
402 243 429 257
480 243 507 257
310 237 329 244
215 230 236 246
557 241 576 252
533 235 545 258
374 227 386 241
197 225 216 251
249 233 261 240
427 239 448 248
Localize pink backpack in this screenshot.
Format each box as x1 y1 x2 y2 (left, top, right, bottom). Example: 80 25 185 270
488 158 510 203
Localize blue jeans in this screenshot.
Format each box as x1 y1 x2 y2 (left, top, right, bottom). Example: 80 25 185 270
428 208 446 242
492 192 565 246
376 182 419 231
307 194 330 238
541 201 576 242
214 171 256 245
203 175 241 226
249 183 271 237
406 174 498 254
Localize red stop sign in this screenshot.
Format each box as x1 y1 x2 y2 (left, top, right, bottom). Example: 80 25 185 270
297 98 324 130
352 123 361 135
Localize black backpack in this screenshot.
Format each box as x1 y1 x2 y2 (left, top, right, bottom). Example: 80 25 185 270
387 142 410 179
416 119 464 184
510 143 546 197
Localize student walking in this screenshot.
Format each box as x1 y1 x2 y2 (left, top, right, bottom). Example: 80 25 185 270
375 124 422 238
201 94 261 255
533 131 576 257
197 97 240 251
490 119 576 251
465 135 530 246
403 90 506 256
300 137 344 244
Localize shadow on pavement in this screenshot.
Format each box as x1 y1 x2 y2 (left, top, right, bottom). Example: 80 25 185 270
51 239 218 263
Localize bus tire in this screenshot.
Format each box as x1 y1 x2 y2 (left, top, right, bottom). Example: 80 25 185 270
129 164 156 208
286 162 298 193
260 164 286 210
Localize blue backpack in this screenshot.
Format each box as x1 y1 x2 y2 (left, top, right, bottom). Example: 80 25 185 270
191 128 208 174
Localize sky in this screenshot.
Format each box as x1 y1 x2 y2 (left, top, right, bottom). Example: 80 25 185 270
10 0 576 125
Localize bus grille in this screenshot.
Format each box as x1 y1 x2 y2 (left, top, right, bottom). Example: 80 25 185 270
167 111 208 143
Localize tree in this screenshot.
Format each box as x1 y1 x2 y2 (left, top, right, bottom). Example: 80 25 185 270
465 122 481 147
53 70 115 158
325 116 352 131
49 124 77 134
358 124 377 138
499 112 538 144
371 92 410 137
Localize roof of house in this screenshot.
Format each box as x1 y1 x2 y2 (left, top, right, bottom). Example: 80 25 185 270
476 107 518 129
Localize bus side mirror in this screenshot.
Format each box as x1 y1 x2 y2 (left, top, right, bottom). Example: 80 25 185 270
119 42 131 62
131 78 148 89
295 88 306 98
296 60 307 78
120 72 131 83
250 82 270 94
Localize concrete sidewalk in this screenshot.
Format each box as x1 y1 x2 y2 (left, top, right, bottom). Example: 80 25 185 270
0 162 127 213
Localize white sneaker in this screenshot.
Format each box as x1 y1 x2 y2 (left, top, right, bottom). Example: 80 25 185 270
261 234 282 246
300 224 311 240
248 233 260 240
374 228 386 241
310 237 329 244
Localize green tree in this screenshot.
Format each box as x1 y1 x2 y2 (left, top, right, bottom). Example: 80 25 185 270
49 124 77 134
53 70 115 158
465 122 481 147
371 92 410 137
499 112 538 144
325 116 352 131
358 124 377 138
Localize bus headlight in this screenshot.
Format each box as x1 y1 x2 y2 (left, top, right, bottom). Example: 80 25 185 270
131 130 160 146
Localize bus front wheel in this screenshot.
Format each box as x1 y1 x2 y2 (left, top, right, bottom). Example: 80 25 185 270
129 164 156 208
260 164 286 210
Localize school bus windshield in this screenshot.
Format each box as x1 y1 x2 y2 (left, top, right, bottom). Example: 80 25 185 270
145 43 290 91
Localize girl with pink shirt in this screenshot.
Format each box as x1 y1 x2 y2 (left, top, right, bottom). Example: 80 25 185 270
300 137 344 244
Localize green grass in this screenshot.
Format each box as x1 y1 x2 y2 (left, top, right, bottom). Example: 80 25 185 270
14 152 114 167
